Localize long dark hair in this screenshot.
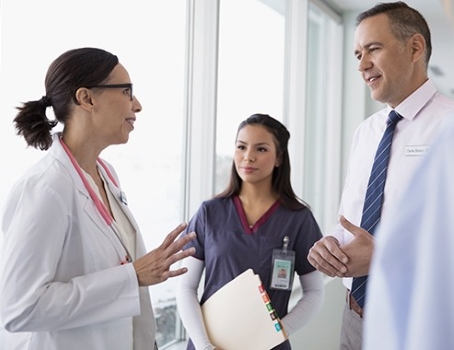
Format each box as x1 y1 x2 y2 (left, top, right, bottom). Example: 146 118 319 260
14 47 119 150
216 113 308 211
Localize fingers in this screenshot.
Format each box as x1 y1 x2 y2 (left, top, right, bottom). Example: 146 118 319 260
307 236 348 278
339 215 357 234
133 224 197 286
167 266 189 279
171 245 196 264
340 215 371 237
167 231 197 256
159 222 188 249
339 217 374 277
161 242 196 275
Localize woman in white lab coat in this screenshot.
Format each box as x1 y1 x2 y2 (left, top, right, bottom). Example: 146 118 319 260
0 47 196 350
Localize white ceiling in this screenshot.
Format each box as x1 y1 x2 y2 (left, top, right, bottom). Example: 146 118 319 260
322 0 454 97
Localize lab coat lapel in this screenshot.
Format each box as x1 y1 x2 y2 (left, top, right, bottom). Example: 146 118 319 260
49 136 128 261
96 159 151 260
102 179 140 232
99 174 147 258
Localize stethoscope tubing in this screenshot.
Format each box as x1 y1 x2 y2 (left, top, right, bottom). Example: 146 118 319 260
60 137 132 263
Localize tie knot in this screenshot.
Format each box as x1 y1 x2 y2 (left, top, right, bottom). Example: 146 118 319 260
387 110 402 125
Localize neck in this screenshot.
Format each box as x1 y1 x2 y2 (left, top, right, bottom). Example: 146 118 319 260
239 182 278 205
61 130 102 176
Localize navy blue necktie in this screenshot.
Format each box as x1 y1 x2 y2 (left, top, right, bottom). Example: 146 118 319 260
350 110 402 309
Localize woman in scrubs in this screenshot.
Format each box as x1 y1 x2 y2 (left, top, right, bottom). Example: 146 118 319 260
177 114 324 350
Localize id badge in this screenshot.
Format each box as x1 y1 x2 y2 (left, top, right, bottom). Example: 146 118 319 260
270 236 295 291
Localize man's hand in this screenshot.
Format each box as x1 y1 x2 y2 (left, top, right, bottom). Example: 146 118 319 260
307 235 349 278
339 216 374 277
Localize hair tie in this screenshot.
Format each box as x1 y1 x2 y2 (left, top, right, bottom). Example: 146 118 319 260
39 95 52 108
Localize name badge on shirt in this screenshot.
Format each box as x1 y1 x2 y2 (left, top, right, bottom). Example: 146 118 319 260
270 236 295 291
405 145 430 156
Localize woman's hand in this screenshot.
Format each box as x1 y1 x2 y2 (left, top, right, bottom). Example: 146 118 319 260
133 223 196 286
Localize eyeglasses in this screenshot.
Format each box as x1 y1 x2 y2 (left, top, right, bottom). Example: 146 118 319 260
87 83 133 101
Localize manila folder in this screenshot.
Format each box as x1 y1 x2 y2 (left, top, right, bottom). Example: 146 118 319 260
201 268 288 350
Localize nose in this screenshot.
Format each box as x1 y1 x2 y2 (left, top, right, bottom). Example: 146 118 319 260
244 150 255 163
357 54 372 72
132 95 142 113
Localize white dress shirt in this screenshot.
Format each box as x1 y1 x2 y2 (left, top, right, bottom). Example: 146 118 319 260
331 79 454 289
363 112 454 350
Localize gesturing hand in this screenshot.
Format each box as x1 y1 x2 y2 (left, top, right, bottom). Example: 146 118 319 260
133 223 196 286
339 216 374 277
307 235 349 278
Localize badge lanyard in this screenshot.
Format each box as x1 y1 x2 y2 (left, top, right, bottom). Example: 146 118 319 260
59 137 131 263
270 236 295 291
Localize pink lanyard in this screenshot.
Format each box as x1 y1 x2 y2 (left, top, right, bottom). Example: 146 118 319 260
60 138 118 226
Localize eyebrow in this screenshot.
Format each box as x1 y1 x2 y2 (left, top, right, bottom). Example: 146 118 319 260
354 42 382 56
236 140 272 146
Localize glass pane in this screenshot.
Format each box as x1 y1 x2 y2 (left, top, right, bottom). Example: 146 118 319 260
0 1 186 347
304 6 327 225
303 3 342 232
215 0 286 193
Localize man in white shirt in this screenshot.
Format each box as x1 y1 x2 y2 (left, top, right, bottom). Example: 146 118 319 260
362 103 454 350
307 2 454 349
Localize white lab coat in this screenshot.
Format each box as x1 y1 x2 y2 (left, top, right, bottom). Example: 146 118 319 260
0 135 156 350
363 116 454 350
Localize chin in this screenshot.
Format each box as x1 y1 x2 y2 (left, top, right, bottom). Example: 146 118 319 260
113 136 130 145
371 92 386 104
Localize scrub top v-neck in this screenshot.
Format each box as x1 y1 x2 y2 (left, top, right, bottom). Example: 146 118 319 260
233 195 280 233
183 196 322 316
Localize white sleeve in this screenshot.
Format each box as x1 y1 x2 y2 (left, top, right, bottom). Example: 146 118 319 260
280 270 324 335
176 257 215 350
329 222 346 244
0 180 142 332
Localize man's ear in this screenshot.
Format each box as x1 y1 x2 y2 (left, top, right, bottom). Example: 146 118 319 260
409 33 425 63
74 87 94 112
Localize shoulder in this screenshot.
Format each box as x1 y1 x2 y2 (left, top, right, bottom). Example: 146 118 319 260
277 205 318 224
431 91 454 110
201 196 232 209
15 154 72 193
189 197 234 222
274 207 323 242
4 155 75 220
18 135 80 194
430 115 454 151
11 138 87 203
195 197 233 215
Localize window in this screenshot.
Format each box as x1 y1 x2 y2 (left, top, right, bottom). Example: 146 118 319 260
302 1 343 233
216 0 286 192
215 0 343 234
1 0 345 348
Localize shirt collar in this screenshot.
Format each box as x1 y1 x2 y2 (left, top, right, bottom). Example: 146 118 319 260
387 79 436 121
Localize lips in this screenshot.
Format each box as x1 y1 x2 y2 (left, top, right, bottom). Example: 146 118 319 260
241 166 258 173
365 74 381 84
125 118 135 129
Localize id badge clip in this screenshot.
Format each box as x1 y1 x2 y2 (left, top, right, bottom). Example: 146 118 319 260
270 236 295 291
